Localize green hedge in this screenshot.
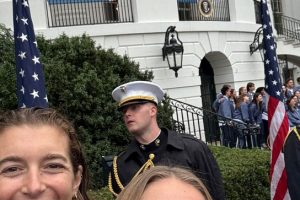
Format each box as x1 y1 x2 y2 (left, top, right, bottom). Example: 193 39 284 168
91 146 270 200
211 146 270 200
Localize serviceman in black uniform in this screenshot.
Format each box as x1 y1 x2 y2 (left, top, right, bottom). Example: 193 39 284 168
283 127 300 200
109 81 225 200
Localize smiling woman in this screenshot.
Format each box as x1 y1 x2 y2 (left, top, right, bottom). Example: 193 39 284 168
0 108 89 200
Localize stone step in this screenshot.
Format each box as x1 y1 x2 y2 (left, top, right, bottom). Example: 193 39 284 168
293 42 300 48
284 38 295 44
276 35 286 41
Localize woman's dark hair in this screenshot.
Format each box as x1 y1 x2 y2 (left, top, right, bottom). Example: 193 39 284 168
230 89 237 104
255 87 265 94
252 92 262 110
246 82 255 92
294 90 300 95
286 95 297 111
285 78 293 85
221 84 231 95
0 108 89 200
230 88 235 96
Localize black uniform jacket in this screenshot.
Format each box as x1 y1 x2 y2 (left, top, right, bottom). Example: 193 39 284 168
109 128 225 200
283 127 300 200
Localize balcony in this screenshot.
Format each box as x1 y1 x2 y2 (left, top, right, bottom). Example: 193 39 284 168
177 0 230 21
46 0 134 27
46 0 232 28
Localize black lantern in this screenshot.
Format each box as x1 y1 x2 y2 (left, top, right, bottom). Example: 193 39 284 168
162 26 184 78
249 26 264 60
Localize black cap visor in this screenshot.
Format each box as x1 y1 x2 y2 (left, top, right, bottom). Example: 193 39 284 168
118 100 157 111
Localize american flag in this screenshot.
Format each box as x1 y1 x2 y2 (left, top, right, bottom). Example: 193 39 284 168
13 0 48 108
260 1 289 200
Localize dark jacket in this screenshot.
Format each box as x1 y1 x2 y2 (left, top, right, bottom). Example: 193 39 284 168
283 127 300 200
109 128 225 200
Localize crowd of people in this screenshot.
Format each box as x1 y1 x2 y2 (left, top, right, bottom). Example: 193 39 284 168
214 78 300 149
213 82 268 149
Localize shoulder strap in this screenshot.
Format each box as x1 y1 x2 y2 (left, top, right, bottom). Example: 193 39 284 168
108 153 156 196
108 156 124 196
283 127 300 148
294 128 300 141
132 153 155 179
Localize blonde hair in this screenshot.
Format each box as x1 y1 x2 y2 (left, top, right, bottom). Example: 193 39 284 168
116 166 213 200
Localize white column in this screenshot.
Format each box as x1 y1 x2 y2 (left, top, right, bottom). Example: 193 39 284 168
29 0 48 29
0 0 48 29
0 0 13 28
229 0 256 23
131 0 179 23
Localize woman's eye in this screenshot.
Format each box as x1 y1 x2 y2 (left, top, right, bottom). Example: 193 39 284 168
48 163 64 168
1 166 23 176
45 163 66 173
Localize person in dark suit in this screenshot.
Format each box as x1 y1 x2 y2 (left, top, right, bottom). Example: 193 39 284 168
283 127 300 200
108 81 225 200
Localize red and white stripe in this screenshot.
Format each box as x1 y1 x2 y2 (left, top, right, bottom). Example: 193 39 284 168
268 95 290 200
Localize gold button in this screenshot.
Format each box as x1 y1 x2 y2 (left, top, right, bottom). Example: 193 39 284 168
155 139 160 146
149 153 155 160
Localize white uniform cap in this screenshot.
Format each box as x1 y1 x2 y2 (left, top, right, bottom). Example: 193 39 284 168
112 81 164 109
